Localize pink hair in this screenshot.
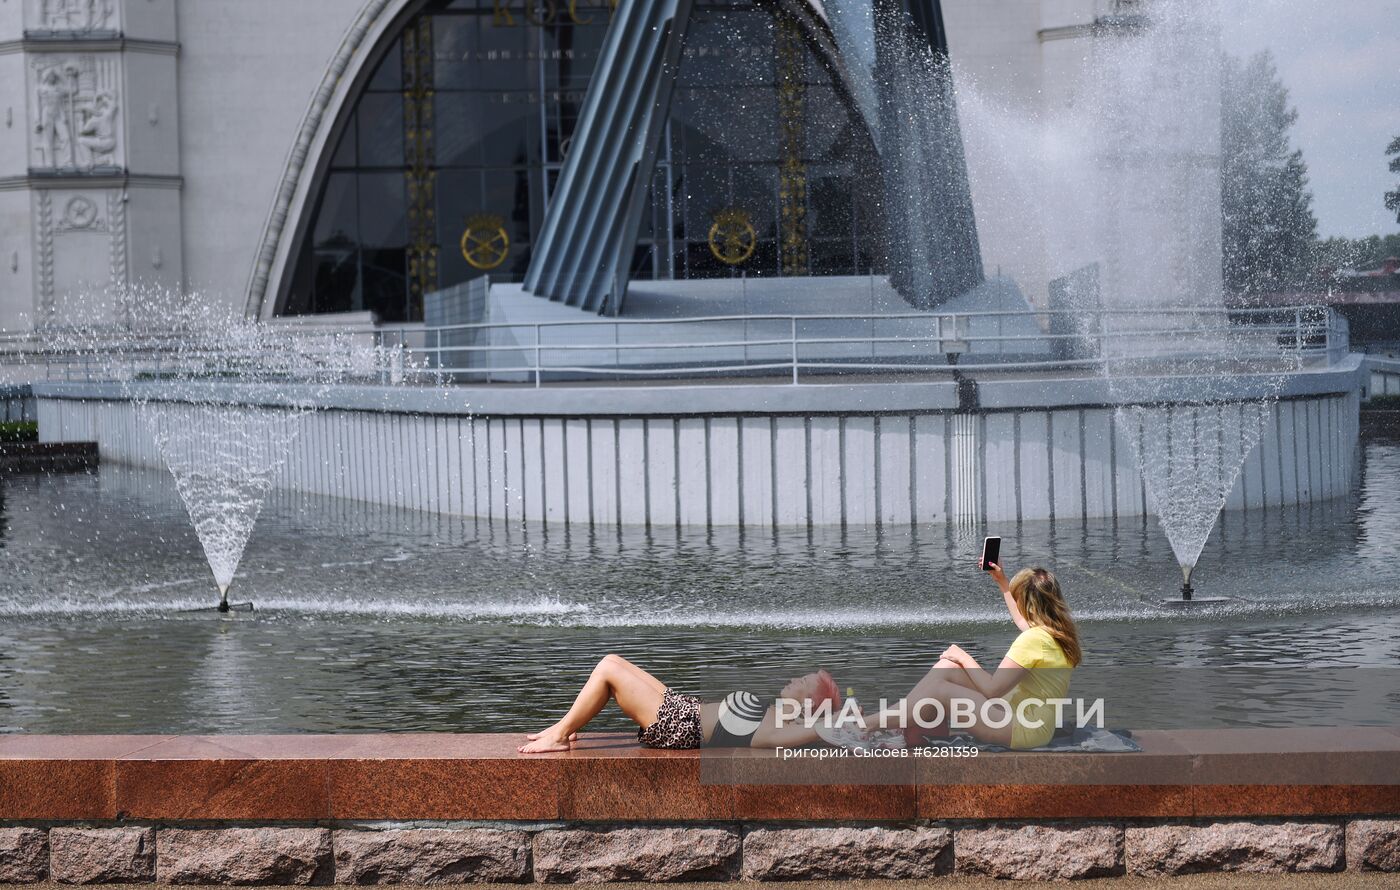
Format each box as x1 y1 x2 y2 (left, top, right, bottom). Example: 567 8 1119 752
812 669 841 707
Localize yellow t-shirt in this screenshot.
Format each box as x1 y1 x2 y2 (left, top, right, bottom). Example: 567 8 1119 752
1005 625 1074 749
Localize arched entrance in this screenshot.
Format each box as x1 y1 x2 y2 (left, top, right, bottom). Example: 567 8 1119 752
276 0 883 322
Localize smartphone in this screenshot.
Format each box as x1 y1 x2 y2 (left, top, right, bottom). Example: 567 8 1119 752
980 536 1001 572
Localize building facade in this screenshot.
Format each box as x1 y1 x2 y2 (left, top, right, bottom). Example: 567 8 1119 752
0 0 1203 331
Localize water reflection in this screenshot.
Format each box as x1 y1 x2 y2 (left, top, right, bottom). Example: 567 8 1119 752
0 439 1396 733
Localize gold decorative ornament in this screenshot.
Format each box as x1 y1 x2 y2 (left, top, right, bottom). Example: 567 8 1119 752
775 13 809 276
461 214 511 270
708 208 756 265
403 17 439 300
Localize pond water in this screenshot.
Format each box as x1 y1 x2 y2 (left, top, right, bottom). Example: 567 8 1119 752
2 435 1398 734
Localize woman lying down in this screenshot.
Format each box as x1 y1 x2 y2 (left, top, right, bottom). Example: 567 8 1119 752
518 654 841 753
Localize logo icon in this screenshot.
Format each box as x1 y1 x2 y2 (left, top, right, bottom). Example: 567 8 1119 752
708 208 756 265
460 214 510 270
717 690 766 737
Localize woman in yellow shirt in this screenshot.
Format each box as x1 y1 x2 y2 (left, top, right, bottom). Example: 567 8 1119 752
883 561 1082 749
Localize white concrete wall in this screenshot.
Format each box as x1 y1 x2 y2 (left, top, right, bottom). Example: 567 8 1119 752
1371 364 1400 398
0 189 34 326
0 52 28 174
175 0 367 298
38 392 1360 529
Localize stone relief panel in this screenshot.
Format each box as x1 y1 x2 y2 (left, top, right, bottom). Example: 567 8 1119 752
29 55 122 171
35 187 127 317
27 0 118 34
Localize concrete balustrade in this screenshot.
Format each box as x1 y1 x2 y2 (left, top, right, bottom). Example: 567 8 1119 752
34 357 1364 528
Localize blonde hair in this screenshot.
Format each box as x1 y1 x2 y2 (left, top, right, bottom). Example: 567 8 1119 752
1009 567 1081 666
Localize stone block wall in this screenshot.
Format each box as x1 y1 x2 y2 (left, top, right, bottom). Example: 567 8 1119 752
0 819 1396 883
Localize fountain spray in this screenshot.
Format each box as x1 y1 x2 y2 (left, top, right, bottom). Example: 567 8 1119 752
39 284 420 615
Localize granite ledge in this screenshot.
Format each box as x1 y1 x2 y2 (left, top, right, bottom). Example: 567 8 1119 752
0 729 1395 823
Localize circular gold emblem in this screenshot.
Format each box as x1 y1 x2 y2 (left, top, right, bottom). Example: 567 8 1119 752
708 208 756 265
460 214 510 270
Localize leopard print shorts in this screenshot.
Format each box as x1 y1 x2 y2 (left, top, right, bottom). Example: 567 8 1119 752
638 689 703 749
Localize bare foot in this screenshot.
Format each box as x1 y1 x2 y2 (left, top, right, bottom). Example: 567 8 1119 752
519 726 574 753
526 730 578 741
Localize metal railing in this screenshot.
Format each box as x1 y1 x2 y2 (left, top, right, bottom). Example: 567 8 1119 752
373 305 1349 387
0 305 1348 388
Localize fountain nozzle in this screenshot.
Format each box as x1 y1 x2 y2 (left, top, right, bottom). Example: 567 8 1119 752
1180 565 1194 601
217 583 231 613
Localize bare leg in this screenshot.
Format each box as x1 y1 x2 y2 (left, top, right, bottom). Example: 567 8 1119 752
519 654 667 753
875 658 966 728
930 657 979 690
877 661 1013 746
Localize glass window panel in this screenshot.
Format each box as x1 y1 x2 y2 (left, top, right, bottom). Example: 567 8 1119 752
519 0 558 27
330 113 357 168
729 163 777 235
672 88 774 163
475 14 529 90
503 242 531 280
432 13 478 89
685 239 725 277
313 250 360 314
671 105 720 166
680 10 774 88
313 172 359 248
807 168 853 240
480 94 532 166
435 93 486 166
283 243 316 315
625 244 653 280
435 170 495 285
360 248 408 321
681 164 736 241
547 20 607 86
729 88 777 161
809 239 854 277
545 166 560 205
358 172 408 248
804 86 855 162
367 39 402 91
438 243 480 289
436 169 488 246
748 238 779 276
544 102 577 163
357 92 405 167
482 168 533 247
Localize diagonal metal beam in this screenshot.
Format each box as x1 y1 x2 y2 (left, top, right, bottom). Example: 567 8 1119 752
524 0 695 315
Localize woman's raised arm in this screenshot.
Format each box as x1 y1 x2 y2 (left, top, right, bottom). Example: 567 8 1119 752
988 562 1030 631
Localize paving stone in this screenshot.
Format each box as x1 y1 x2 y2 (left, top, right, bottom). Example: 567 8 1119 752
1127 821 1343 875
956 823 1122 880
742 826 951 880
0 828 47 883
534 827 738 883
51 827 156 884
158 827 332 885
333 828 530 884
1347 819 1400 872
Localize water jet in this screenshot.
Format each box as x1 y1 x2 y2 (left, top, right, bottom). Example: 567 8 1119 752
214 583 253 614
1158 564 1233 608
39 284 414 613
